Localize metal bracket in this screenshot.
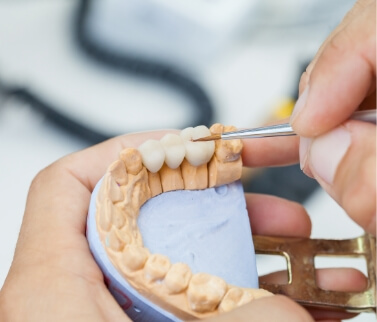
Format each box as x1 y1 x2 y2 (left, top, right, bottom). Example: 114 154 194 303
253 234 376 313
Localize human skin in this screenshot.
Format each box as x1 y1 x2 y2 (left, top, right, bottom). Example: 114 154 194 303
290 0 376 234
0 1 375 320
0 131 367 322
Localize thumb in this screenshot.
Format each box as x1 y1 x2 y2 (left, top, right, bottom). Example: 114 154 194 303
300 120 376 234
290 0 376 137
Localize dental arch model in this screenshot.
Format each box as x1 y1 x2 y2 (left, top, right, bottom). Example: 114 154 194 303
94 124 272 320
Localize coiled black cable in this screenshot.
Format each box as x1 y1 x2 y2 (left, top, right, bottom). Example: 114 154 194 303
1 0 214 145
74 0 214 132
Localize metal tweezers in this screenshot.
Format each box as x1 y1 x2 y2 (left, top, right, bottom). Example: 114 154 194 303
195 109 376 141
253 234 376 313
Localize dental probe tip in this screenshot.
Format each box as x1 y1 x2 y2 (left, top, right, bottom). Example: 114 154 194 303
192 133 221 142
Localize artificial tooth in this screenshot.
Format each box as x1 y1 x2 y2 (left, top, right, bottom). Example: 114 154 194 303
144 254 171 282
164 263 192 294
159 164 184 192
99 173 123 203
130 172 152 209
110 203 126 229
208 156 242 188
117 228 133 246
119 148 143 175
160 134 185 169
180 126 215 166
218 287 253 313
138 140 165 173
210 124 242 162
106 228 125 252
181 159 208 190
187 273 227 313
121 245 150 271
97 198 113 232
131 225 144 247
107 160 128 186
148 171 162 197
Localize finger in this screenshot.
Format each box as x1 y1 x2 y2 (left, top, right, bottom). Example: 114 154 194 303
205 295 314 322
260 268 367 321
307 310 353 322
300 121 376 234
246 193 311 238
308 267 367 321
242 134 299 168
291 1 376 137
1 264 132 322
301 0 375 90
260 268 367 292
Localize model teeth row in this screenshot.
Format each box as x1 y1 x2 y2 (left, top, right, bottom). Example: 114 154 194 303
100 192 272 315
96 124 272 317
138 126 215 173
98 195 272 314
118 244 270 314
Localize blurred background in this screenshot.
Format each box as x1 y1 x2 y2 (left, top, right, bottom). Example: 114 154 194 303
0 1 373 320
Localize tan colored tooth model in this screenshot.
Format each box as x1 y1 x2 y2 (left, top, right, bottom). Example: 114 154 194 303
96 123 272 320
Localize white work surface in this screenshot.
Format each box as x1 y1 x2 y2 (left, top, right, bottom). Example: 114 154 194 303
0 1 373 321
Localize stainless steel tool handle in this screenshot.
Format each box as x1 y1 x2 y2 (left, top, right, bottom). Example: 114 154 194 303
222 109 376 140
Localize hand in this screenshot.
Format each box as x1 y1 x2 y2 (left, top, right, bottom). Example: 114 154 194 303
290 0 376 234
241 135 368 322
0 131 366 322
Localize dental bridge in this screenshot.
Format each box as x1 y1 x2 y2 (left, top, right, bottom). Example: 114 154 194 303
93 123 376 320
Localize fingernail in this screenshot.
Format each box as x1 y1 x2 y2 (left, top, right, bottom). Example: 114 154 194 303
309 127 351 185
291 86 309 123
299 137 312 169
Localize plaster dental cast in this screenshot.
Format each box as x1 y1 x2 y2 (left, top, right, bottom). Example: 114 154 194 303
0 0 375 321
87 124 271 321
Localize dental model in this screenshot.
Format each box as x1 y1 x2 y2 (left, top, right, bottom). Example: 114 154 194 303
92 124 272 320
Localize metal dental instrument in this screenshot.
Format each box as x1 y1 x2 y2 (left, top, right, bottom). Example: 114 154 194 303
253 233 376 313
194 109 376 142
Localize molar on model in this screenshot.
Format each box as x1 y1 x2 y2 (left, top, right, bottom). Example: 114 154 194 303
219 288 273 313
187 273 227 313
120 148 143 175
108 159 128 186
106 227 126 252
218 287 254 313
97 198 113 232
121 244 150 272
144 254 171 282
97 173 124 203
208 124 243 187
164 262 192 294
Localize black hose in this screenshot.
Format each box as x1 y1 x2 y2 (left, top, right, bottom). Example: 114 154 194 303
74 0 214 129
2 0 215 145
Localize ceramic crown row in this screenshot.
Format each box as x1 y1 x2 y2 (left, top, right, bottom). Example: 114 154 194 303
138 125 215 173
